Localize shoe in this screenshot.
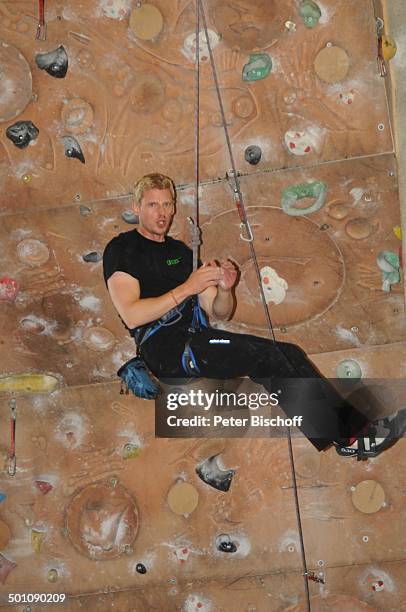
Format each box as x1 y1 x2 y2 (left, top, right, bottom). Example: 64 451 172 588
334 408 406 461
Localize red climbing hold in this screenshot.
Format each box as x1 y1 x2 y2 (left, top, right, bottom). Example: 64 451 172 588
35 480 53 494
0 277 19 302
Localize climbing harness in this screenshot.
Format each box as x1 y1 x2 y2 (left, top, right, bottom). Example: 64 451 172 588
117 297 194 398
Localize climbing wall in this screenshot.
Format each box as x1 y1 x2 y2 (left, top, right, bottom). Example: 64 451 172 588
0 0 405 610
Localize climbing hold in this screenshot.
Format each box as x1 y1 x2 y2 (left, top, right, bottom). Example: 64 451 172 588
0 276 20 302
244 145 262 165
284 130 314 156
0 520 11 549
372 580 385 592
35 45 68 78
47 568 58 582
22 173 33 183
101 0 130 20
61 98 94 134
381 35 397 61
242 53 272 82
393 225 402 240
79 205 92 216
281 181 327 216
35 480 53 495
61 136 85 163
182 29 220 63
260 266 288 305
196 455 235 492
175 546 190 562
0 553 17 584
327 201 350 219
216 534 237 553
123 443 141 460
299 0 322 29
345 218 378 240
136 563 147 574
376 251 400 292
82 251 102 263
31 528 46 553
0 492 6 503
336 359 362 380
167 482 199 516
129 3 164 40
17 238 50 266
339 90 355 105
6 120 39 149
122 210 139 224
0 373 59 394
0 43 32 123
314 46 350 83
351 480 385 514
285 21 297 32
65 481 139 560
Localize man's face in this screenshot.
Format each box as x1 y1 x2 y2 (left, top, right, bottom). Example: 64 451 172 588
133 187 175 239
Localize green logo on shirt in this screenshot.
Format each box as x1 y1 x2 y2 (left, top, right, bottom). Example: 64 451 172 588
166 257 181 266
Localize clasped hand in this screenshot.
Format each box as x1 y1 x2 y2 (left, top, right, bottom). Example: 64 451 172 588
186 259 237 294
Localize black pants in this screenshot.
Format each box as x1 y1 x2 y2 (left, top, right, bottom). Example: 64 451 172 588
141 324 369 451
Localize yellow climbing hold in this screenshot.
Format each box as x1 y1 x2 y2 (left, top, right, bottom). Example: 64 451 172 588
31 529 45 553
382 35 397 61
393 225 402 240
0 374 59 394
22 173 32 183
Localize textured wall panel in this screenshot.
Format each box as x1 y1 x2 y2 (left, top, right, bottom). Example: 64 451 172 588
0 0 393 212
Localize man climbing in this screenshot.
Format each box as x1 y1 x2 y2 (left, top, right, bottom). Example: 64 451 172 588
103 173 406 460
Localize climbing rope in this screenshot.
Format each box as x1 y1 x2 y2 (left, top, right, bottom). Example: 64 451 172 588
195 2 311 609
190 0 201 272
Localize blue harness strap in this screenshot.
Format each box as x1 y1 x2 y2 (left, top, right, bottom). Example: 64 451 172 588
181 297 208 376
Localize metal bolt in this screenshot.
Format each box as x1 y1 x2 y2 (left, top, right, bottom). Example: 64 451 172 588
362 535 369 543
378 123 385 131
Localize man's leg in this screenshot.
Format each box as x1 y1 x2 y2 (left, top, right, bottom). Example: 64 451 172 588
184 328 370 451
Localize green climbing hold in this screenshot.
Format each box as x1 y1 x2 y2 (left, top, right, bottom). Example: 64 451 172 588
123 443 141 459
281 181 327 216
376 251 400 292
299 0 322 28
336 359 362 380
242 53 272 82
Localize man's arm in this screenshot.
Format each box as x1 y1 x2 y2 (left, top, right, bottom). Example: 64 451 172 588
199 260 237 320
107 265 223 329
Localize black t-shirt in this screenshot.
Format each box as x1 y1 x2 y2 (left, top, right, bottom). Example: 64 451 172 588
103 229 195 334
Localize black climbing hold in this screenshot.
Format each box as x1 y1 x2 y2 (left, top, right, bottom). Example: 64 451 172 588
219 541 237 553
35 45 68 78
6 121 39 149
216 533 237 553
196 455 235 492
136 563 147 574
61 136 85 163
79 205 92 216
244 145 262 165
82 252 102 263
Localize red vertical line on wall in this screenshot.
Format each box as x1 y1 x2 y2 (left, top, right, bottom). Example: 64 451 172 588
36 0 47 40
8 398 17 476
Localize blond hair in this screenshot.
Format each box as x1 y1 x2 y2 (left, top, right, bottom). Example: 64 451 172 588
133 173 176 205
